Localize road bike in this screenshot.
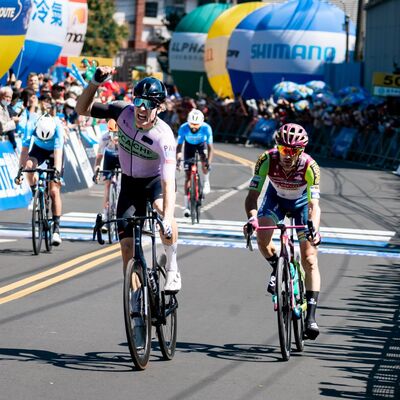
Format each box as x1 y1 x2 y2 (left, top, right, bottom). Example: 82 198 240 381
93 203 178 370
16 165 56 255
246 218 316 361
95 168 121 244
185 153 203 225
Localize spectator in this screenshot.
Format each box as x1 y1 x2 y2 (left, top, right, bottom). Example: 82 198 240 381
0 86 19 152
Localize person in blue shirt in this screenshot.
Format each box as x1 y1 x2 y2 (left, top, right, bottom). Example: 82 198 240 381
16 114 64 246
176 109 214 217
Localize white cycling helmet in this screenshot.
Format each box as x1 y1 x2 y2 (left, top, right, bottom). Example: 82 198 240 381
187 109 204 125
35 114 57 141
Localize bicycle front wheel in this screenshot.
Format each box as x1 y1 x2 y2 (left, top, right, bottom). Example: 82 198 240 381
44 191 53 252
31 191 43 255
123 260 152 370
156 255 178 360
276 257 292 361
107 183 118 244
190 173 196 225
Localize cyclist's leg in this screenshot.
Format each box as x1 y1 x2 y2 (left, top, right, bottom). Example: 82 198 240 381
296 206 321 339
117 174 136 274
198 142 210 193
257 186 285 294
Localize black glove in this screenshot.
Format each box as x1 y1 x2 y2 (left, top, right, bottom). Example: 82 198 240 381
14 167 24 185
52 168 61 183
205 161 211 171
92 168 100 183
91 68 112 86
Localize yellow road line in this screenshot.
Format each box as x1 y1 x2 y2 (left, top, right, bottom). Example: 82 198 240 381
0 251 120 305
0 243 119 296
214 149 255 168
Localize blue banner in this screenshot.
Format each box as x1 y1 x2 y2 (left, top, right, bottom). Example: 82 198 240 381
331 127 357 159
0 141 31 210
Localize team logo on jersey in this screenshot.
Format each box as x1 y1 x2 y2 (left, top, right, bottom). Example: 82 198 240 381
119 131 159 160
255 152 268 174
310 161 320 185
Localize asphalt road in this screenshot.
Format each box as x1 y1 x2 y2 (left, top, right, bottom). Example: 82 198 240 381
0 143 399 400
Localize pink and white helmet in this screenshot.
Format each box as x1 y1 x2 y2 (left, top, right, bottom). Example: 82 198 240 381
276 123 308 148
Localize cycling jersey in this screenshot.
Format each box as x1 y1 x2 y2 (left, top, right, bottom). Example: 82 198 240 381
20 114 64 151
249 148 320 201
91 101 176 181
177 122 213 146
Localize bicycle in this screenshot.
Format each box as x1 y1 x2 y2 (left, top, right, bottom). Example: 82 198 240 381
15 165 56 255
184 152 203 225
245 218 316 361
94 168 121 244
93 203 178 370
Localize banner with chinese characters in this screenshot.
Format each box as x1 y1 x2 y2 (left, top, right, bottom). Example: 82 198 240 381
11 0 69 83
60 0 88 57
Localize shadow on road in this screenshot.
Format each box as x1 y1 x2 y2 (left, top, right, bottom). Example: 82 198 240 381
0 347 134 372
317 261 400 399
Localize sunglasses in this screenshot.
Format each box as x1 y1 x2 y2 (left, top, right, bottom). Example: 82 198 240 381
277 145 303 157
133 97 158 110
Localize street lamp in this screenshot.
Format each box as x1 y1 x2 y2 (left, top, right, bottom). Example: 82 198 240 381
338 0 350 63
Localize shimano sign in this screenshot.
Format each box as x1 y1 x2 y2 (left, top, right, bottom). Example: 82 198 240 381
251 43 336 62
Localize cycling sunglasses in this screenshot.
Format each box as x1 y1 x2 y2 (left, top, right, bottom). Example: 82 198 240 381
133 97 158 110
277 145 304 157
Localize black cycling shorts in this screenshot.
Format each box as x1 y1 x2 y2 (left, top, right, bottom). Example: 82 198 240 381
184 142 207 170
28 143 64 176
117 174 162 240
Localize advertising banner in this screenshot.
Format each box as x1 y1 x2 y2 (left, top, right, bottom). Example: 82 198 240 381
60 0 88 57
11 0 69 82
0 141 31 211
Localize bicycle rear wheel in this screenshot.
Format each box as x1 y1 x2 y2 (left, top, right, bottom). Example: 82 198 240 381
123 260 152 370
31 191 43 255
156 254 178 360
293 261 306 352
107 183 118 244
276 257 292 361
190 173 196 225
44 191 53 252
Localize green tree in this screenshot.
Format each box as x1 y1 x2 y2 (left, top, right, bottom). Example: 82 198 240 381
82 0 128 57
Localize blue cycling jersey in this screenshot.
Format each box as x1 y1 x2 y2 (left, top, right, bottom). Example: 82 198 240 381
20 113 64 151
177 122 213 145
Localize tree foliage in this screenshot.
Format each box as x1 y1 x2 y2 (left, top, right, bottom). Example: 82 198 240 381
82 0 128 57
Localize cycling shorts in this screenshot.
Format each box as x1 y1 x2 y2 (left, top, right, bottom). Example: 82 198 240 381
258 185 309 241
28 143 64 177
116 174 163 240
102 149 120 180
184 142 207 170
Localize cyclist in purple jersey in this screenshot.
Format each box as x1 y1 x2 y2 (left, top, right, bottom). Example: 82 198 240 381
244 123 322 340
76 66 181 293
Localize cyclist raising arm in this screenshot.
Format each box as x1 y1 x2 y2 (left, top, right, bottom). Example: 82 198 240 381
176 109 213 217
16 114 64 246
93 118 120 221
244 123 321 340
76 66 181 292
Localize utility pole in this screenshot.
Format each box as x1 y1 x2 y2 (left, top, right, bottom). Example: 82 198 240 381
354 0 365 61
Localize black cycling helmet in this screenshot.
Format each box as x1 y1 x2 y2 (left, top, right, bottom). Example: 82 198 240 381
133 77 167 104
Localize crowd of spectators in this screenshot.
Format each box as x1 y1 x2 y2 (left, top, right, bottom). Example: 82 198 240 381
1 70 399 169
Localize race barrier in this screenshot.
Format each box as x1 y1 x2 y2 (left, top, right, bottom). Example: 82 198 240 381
0 140 31 210
0 124 105 211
